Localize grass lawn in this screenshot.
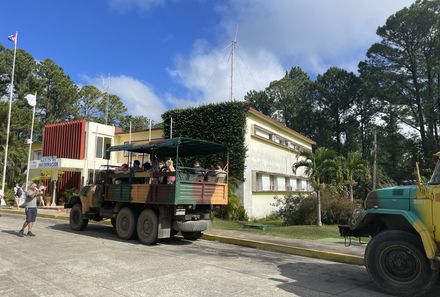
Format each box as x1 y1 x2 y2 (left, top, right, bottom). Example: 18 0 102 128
212 218 342 241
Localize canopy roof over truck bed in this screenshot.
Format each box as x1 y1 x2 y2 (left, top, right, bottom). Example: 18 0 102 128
108 137 228 158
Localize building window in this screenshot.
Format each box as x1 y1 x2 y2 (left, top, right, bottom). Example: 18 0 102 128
256 173 263 191
270 175 277 191
297 179 302 191
253 124 307 151
96 136 111 160
255 128 270 139
285 177 292 191
33 150 42 161
252 171 310 193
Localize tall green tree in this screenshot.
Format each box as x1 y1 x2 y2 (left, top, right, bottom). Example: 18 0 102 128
244 90 274 116
120 115 152 132
96 93 127 127
362 0 440 163
77 85 102 121
334 152 370 202
315 67 360 154
292 147 336 226
35 59 79 125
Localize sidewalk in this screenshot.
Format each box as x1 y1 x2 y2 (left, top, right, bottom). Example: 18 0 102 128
0 207 365 266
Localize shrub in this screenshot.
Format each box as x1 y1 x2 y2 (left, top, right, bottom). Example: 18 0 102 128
273 189 357 225
3 187 15 206
272 194 316 225
213 176 248 221
214 194 248 221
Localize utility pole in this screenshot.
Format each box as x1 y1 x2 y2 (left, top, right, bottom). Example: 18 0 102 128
372 130 377 190
105 73 110 125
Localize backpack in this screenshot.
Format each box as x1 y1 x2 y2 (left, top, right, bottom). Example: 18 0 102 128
16 187 22 197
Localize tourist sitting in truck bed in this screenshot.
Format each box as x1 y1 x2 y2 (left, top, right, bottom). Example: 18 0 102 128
115 163 129 173
206 163 226 182
166 159 176 184
143 161 152 171
131 160 142 172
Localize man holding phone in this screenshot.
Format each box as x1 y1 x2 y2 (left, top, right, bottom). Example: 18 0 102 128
18 183 43 237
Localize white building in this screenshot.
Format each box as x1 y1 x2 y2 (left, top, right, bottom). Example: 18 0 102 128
237 108 315 218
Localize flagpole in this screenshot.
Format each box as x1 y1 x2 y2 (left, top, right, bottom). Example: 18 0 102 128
1 31 18 204
25 93 37 191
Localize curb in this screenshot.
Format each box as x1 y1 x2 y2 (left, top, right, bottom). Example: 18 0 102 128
202 233 364 266
1 209 364 266
0 208 70 221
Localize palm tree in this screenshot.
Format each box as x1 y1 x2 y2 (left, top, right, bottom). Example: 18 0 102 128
292 147 335 226
335 152 369 203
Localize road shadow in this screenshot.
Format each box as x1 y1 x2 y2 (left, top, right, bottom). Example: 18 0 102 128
275 261 439 297
47 222 192 246
2 230 23 237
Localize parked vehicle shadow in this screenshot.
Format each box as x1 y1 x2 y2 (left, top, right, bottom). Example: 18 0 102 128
47 222 192 246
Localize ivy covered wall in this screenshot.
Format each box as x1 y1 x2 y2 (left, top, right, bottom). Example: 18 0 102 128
162 102 248 180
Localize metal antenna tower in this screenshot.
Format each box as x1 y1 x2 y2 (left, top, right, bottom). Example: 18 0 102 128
229 27 238 101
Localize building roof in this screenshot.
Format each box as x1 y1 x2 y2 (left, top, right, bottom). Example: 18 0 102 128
247 108 316 145
115 127 163 135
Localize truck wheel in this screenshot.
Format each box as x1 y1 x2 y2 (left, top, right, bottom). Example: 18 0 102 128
136 209 158 245
70 204 88 231
182 231 202 241
116 207 136 240
365 230 438 297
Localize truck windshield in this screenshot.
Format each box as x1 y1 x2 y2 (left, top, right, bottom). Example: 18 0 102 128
429 160 440 185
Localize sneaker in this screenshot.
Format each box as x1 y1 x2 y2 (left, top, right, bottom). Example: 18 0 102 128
18 230 24 237
27 231 35 237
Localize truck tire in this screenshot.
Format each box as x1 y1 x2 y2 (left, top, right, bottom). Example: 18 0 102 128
136 209 158 245
116 207 136 240
365 230 438 297
182 231 202 241
70 204 88 231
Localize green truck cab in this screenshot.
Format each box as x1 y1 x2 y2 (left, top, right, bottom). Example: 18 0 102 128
64 137 229 245
340 154 440 297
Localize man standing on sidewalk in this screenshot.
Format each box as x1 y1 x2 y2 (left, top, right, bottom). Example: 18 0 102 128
18 182 40 237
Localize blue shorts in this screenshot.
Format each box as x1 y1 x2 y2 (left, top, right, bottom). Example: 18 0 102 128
25 208 37 222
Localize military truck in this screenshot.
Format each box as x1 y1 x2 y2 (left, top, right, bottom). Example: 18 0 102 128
64 137 229 245
339 154 440 297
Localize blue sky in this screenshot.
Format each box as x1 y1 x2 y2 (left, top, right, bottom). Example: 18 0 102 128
1 0 414 120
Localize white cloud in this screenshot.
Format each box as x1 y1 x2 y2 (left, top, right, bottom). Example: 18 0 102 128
83 74 166 121
169 0 414 106
108 0 165 12
218 0 414 73
168 40 284 106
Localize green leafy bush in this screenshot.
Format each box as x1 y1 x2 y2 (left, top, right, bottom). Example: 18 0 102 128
162 101 248 180
273 190 357 225
214 194 248 221
213 176 248 221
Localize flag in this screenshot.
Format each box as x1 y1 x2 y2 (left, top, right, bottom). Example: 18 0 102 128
25 94 36 107
7 33 17 45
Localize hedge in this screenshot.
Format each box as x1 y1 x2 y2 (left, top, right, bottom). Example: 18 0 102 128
162 101 248 180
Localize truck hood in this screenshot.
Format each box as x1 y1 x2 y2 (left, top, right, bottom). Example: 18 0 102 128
365 185 417 210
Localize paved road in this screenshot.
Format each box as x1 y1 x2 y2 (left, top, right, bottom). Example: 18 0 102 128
0 214 437 297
